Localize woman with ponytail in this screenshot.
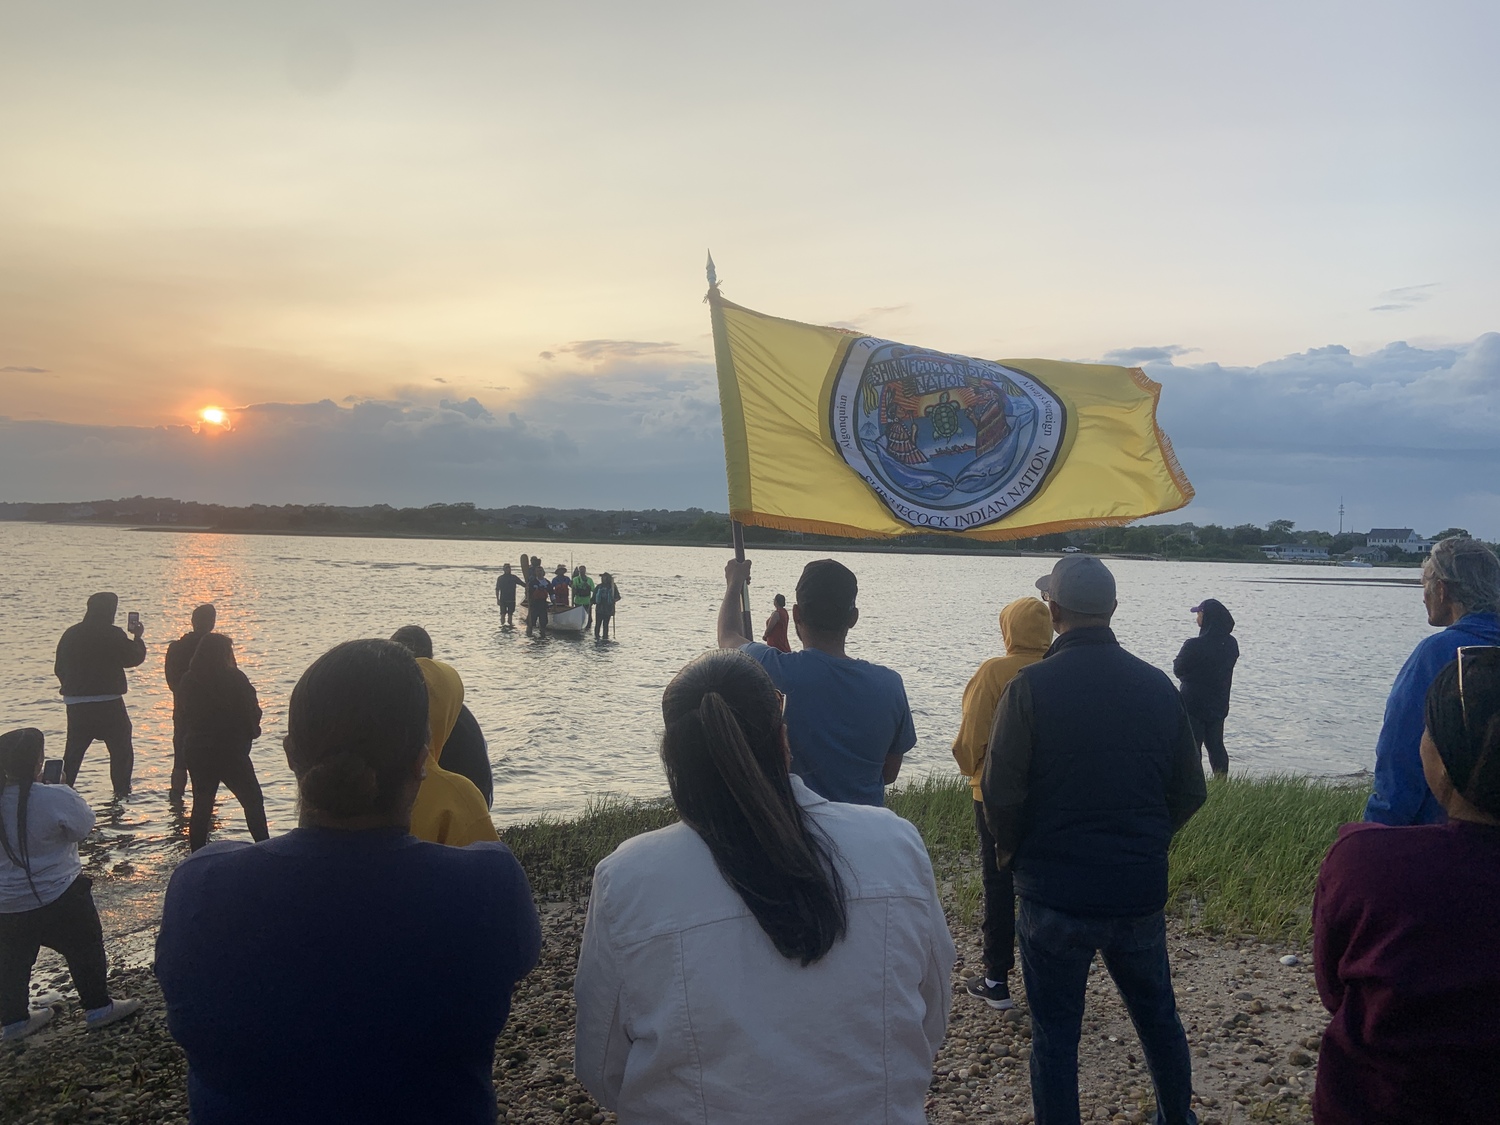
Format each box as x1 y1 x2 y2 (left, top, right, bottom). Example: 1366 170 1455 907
574 650 953 1124
1313 648 1500 1124
156 639 541 1125
0 728 139 1039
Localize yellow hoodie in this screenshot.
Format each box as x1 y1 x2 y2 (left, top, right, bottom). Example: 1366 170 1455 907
952 597 1054 800
409 658 499 847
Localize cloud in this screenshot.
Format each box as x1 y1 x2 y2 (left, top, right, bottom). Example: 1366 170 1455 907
1370 283 1438 313
1 365 50 374
551 340 703 364
1140 333 1500 534
2 335 1498 536
1099 344 1198 366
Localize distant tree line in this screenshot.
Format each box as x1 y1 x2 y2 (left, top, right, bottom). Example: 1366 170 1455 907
0 497 1486 562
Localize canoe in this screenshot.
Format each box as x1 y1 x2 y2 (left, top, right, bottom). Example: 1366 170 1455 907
548 605 590 633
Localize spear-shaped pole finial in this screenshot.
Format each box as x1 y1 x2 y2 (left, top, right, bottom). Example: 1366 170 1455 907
706 250 718 289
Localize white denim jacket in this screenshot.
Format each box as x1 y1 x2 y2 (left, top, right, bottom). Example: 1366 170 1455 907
574 777 954 1125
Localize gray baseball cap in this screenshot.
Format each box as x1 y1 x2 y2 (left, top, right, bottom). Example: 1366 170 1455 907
1035 555 1117 615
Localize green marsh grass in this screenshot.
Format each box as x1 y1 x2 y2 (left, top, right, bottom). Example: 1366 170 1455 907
501 772 1368 940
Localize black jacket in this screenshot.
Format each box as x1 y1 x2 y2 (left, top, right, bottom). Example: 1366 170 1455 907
165 630 208 718
440 705 493 808
175 667 262 760
55 597 147 697
982 627 1206 918
1173 600 1239 721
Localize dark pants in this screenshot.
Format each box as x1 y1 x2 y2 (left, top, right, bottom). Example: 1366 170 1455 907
170 723 189 800
1188 715 1229 777
974 800 1015 980
63 699 134 797
595 610 614 639
526 602 548 634
1017 899 1197 1125
188 751 270 852
0 875 110 1024
500 599 516 623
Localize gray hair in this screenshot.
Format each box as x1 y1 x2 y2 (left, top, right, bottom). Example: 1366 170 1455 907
1426 537 1500 615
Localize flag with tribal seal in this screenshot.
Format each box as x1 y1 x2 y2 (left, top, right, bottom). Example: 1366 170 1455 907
828 338 1067 531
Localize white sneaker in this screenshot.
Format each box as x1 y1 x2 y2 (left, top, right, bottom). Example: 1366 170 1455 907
2 1008 54 1041
85 997 141 1030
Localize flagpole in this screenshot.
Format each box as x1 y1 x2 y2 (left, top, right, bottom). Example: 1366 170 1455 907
707 250 755 642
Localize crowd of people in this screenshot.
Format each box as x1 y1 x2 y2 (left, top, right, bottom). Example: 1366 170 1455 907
495 557 622 639
0 536 1496 1125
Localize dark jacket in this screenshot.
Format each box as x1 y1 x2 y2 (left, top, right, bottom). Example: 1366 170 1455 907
982 627 1206 918
166 630 209 715
54 595 147 697
1173 599 1239 721
440 705 493 809
176 667 262 760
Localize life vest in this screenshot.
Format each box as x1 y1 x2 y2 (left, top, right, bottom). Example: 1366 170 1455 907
572 576 595 605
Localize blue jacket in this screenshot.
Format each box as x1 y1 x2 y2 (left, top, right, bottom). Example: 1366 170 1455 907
1364 611 1500 826
981 627 1206 918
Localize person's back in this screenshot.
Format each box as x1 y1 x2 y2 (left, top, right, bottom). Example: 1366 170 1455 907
155 638 540 1125
440 705 493 808
54 594 146 699
1014 629 1191 915
157 831 535 1124
410 658 497 846
175 664 260 749
577 790 950 1123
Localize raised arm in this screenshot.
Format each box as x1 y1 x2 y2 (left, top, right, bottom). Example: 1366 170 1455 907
716 557 753 649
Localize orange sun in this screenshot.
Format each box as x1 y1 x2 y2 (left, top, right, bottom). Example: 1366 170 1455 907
199 406 229 427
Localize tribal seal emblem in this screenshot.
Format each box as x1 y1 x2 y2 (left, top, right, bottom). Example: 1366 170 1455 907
828 339 1067 531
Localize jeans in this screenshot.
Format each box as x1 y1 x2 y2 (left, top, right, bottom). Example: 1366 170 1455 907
1188 715 1228 777
188 751 270 852
170 722 189 799
974 800 1015 980
526 602 549 634
0 875 111 1024
1017 899 1197 1125
63 698 134 797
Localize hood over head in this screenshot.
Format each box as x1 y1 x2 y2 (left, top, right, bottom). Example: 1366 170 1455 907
85 592 118 623
1000 596 1054 654
415 657 464 758
1195 598 1235 635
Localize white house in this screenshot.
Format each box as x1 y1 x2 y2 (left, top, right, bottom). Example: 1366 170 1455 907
1260 543 1330 561
1366 529 1436 555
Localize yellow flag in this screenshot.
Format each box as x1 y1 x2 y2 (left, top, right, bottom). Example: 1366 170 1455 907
709 292 1193 541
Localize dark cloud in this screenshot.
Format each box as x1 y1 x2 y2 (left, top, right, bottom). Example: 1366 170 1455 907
1370 283 1438 313
1 365 49 374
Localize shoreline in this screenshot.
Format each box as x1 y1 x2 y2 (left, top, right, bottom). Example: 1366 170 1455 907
2 776 1356 1123
8 517 1423 568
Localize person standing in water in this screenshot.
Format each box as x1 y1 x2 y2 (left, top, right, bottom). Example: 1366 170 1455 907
54 593 146 799
0 728 141 1040
175 633 269 852
1172 599 1239 778
573 566 596 629
594 573 621 639
763 594 791 653
165 604 218 803
495 564 523 627
526 561 551 638
951 596 1052 1011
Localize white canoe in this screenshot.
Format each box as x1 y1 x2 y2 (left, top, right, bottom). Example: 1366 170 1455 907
548 605 590 633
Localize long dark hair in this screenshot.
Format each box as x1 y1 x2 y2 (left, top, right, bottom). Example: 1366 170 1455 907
186 632 237 679
0 728 46 903
1425 655 1500 819
286 639 430 819
660 650 848 965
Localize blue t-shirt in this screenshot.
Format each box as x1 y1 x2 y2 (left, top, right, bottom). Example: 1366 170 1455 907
155 828 541 1125
741 642 917 806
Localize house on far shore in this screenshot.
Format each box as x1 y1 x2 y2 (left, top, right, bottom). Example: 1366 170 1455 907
1366 528 1436 556
1260 543 1330 561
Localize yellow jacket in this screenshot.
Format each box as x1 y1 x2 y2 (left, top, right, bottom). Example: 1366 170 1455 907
409 658 499 847
952 597 1053 800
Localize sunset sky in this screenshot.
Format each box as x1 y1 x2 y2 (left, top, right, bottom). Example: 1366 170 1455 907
3 1 1498 534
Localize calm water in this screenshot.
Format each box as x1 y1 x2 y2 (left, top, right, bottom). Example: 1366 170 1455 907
0 523 1427 890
